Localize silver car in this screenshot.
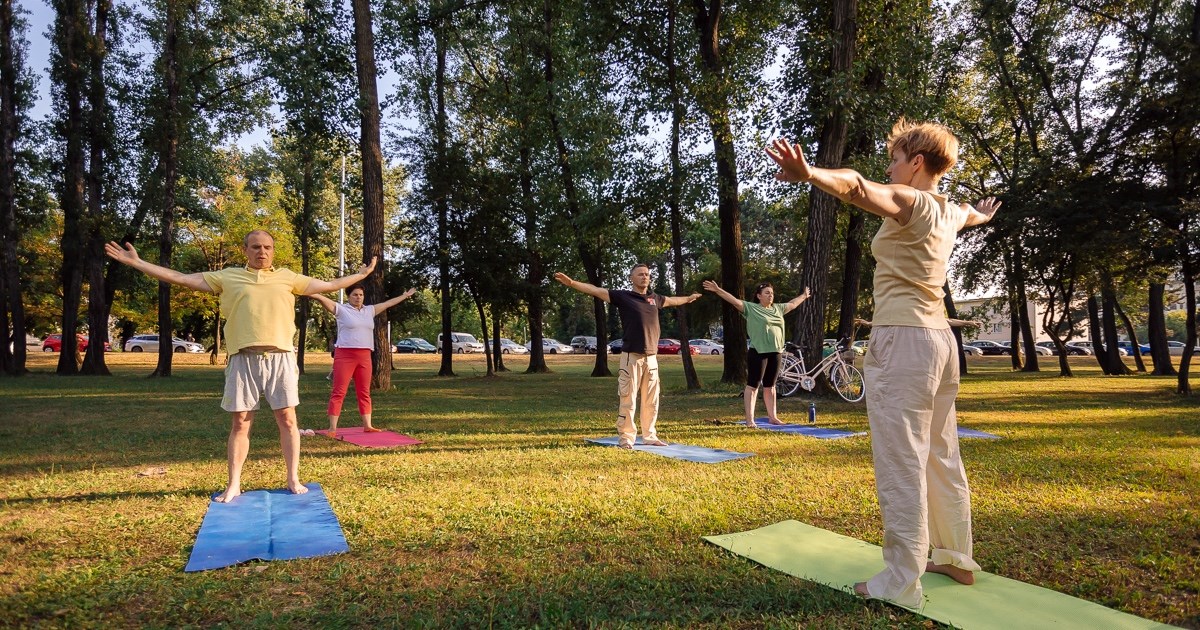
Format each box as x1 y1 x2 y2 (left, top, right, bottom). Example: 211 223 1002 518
125 334 205 353
499 338 529 354
526 338 573 354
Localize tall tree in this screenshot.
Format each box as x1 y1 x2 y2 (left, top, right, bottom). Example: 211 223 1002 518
0 0 29 375
79 0 112 376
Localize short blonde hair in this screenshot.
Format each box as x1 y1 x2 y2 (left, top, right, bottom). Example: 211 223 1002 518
886 119 959 178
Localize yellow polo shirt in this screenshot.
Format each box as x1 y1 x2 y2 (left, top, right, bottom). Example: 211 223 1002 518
870 191 964 329
201 266 313 354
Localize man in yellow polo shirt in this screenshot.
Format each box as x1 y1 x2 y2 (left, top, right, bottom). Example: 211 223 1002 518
105 230 376 502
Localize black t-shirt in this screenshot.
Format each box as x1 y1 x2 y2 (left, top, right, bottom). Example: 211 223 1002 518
609 289 665 355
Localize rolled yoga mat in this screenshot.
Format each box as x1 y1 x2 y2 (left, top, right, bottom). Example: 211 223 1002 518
185 482 349 572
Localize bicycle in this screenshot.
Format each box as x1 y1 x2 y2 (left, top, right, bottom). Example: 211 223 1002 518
776 338 865 403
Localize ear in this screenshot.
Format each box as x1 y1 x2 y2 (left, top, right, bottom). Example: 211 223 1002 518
910 153 926 171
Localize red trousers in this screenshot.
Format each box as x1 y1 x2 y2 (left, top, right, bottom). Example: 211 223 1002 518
328 348 372 416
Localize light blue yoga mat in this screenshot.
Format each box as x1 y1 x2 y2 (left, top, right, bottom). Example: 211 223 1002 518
750 419 867 439
184 482 349 572
705 520 1176 629
586 436 753 463
958 427 1001 439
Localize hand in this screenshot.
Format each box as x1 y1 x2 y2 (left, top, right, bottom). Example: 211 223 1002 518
799 287 811 301
766 138 813 183
400 288 417 300
689 293 701 303
105 241 141 265
974 197 1001 222
356 256 378 276
553 272 574 287
702 280 721 293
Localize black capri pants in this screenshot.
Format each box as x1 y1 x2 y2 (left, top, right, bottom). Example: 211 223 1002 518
746 348 781 388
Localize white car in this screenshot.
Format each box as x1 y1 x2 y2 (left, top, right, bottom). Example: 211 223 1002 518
960 343 983 356
499 338 529 354
124 334 205 353
437 332 485 354
1068 340 1127 356
689 339 724 355
526 338 573 354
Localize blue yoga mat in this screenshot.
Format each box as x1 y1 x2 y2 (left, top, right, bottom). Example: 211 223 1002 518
586 436 753 463
750 419 867 439
184 482 349 572
958 427 1001 439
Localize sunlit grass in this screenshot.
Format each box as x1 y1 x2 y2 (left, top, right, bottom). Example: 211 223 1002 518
1 353 1197 628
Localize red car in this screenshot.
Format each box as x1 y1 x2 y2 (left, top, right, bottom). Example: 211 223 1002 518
41 334 111 352
657 338 699 355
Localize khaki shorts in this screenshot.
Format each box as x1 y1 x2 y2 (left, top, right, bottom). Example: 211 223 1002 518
221 351 300 412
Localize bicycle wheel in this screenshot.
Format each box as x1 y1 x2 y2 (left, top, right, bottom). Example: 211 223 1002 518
776 354 804 398
830 362 865 403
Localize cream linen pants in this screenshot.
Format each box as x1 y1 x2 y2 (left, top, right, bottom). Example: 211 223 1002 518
616 351 661 446
863 326 980 608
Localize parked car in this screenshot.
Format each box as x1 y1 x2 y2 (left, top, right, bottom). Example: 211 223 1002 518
960 343 983 356
1063 341 1095 356
1069 340 1126 356
527 338 573 354
43 333 111 353
394 337 436 353
1164 340 1187 356
437 332 485 354
689 339 724 355
657 338 699 355
9 333 40 353
1001 341 1052 356
964 340 1012 355
608 339 624 354
852 340 869 352
124 334 203 353
499 338 529 354
570 336 598 354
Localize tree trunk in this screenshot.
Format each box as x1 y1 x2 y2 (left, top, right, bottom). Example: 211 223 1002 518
1147 283 1176 375
0 0 27 375
667 0 699 391
1113 296 1145 373
541 0 610 377
55 0 88 376
1179 214 1196 395
150 2 181 378
80 0 111 376
942 283 967 375
492 313 507 372
469 284 493 376
1100 285 1132 376
520 141 548 374
294 154 315 375
691 0 746 383
1086 295 1115 374
836 208 864 343
351 0 389 389
794 0 855 379
1013 252 1038 371
1002 248 1022 370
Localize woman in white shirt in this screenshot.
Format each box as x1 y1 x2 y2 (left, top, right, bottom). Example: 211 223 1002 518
311 285 416 436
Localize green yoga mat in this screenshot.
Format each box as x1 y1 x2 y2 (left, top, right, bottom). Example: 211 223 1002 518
704 520 1176 630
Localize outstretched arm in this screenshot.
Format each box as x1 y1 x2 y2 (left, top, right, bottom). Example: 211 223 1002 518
303 257 378 295
947 318 982 328
554 272 609 302
374 288 418 313
104 242 213 292
701 280 745 313
662 292 701 308
781 287 812 314
309 293 338 315
957 197 1001 230
767 138 919 224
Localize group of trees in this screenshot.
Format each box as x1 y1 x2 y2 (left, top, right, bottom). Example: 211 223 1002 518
1 0 1198 394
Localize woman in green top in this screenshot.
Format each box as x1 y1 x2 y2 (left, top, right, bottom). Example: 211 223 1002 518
703 280 810 426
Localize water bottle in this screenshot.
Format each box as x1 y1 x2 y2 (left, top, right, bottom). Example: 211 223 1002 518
808 401 817 424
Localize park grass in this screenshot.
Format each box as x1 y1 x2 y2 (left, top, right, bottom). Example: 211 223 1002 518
0 352 1197 629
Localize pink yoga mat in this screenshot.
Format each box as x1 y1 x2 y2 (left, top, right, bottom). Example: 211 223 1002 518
316 427 423 448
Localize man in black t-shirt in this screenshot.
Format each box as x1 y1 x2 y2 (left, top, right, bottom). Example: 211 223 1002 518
554 265 701 449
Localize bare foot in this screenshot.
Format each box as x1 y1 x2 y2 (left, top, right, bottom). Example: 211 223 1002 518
926 561 975 585
214 486 241 503
642 438 668 446
767 417 785 425
746 419 758 428
287 480 309 495
363 427 382 433
853 582 870 598
617 442 634 450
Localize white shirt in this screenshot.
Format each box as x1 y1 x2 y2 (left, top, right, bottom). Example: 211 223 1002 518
334 303 376 349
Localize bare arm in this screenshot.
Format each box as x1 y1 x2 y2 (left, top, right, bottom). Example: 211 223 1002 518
957 197 1001 230
553 272 609 302
309 293 338 315
105 242 213 292
302 257 378 295
374 288 417 313
767 138 918 224
701 280 744 313
662 293 701 308
947 318 982 328
781 287 812 315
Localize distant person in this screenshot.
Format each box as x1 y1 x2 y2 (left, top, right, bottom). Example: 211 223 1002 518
768 120 1000 607
703 280 810 426
554 265 701 448
106 230 376 502
310 286 416 436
